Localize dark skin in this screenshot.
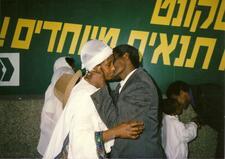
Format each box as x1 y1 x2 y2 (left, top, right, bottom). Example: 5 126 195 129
87 52 135 88
84 54 144 142
85 55 115 88
172 92 201 128
103 121 144 141
113 52 135 81
173 103 183 116
172 90 191 110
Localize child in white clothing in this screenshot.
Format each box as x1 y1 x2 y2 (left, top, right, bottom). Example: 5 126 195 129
161 98 200 159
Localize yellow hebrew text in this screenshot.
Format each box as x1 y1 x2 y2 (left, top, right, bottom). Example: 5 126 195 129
11 18 36 49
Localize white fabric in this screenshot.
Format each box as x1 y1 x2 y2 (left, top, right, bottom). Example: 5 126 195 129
44 78 114 159
119 69 137 93
81 39 112 71
161 114 197 159
37 57 74 156
53 57 71 72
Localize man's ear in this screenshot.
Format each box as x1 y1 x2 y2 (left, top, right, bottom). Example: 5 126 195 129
123 52 129 60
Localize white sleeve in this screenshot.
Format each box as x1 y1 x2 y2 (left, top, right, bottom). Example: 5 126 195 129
104 138 114 153
68 93 99 159
178 121 198 143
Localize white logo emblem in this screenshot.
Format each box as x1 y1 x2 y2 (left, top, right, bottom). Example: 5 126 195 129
0 53 20 86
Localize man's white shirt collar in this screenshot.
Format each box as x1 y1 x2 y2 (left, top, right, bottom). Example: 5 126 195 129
119 69 137 93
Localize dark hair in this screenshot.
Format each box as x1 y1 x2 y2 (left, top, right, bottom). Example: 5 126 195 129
65 57 75 68
113 44 140 68
162 98 179 115
166 81 190 98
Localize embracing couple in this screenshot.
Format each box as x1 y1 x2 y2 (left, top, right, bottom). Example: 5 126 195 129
44 40 165 159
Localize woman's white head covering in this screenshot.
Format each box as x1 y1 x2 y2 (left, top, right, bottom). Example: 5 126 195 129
53 57 71 72
43 40 112 159
80 39 112 71
37 56 74 155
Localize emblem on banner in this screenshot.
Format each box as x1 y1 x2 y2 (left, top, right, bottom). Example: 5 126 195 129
0 53 20 86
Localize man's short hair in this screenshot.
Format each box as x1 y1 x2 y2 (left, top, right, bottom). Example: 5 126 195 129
113 44 140 68
162 98 179 115
166 81 190 98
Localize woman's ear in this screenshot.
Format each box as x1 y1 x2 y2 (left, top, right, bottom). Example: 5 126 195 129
94 65 102 73
91 65 103 75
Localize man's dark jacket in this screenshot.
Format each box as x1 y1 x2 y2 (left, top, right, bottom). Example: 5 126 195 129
190 84 224 157
190 84 224 132
91 68 165 158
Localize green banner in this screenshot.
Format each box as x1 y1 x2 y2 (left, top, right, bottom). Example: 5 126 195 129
0 0 224 94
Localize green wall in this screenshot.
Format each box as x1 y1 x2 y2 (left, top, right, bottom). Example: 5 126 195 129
0 0 224 94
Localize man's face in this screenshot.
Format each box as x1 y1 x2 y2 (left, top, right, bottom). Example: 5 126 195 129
112 53 126 80
100 55 115 80
175 90 190 109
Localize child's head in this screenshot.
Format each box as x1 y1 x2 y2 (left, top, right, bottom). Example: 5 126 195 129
162 98 183 115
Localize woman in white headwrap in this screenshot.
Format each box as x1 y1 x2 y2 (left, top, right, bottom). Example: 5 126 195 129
37 57 75 156
43 40 144 159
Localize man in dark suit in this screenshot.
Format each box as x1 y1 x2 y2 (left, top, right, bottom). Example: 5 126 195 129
166 81 224 158
91 44 165 158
